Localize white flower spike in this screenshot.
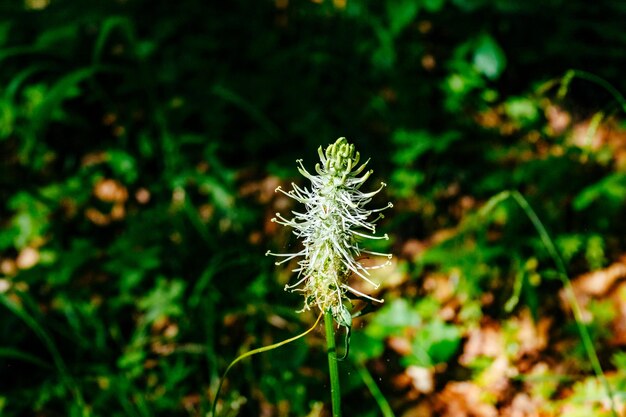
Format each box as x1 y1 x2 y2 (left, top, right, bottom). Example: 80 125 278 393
267 137 393 322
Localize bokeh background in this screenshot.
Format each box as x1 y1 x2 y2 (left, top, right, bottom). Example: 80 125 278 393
1 0 626 416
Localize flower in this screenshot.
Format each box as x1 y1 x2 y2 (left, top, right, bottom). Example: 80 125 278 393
267 137 392 320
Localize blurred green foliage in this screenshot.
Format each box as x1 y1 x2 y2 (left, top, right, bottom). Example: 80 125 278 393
1 0 626 416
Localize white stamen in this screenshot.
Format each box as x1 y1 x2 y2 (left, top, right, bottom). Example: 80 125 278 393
266 138 392 316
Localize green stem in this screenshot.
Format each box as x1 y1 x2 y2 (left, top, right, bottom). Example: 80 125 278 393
509 191 618 417
474 191 618 417
560 69 626 114
325 310 342 417
355 361 395 417
210 313 322 416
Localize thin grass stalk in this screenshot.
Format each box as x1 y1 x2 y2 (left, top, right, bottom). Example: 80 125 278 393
325 310 342 417
509 191 618 417
210 313 323 416
355 361 395 417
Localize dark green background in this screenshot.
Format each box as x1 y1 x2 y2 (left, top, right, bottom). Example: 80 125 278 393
1 0 626 416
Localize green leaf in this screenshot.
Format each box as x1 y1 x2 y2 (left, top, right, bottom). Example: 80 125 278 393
423 0 446 12
0 21 11 47
585 235 606 270
0 99 13 139
35 24 79 49
0 347 52 369
117 348 145 374
556 234 584 263
451 0 488 12
366 298 421 339
392 130 461 165
387 0 419 35
138 277 186 323
370 19 396 69
350 332 385 361
406 320 461 366
473 34 506 80
50 239 95 285
612 351 626 371
31 68 98 131
392 130 433 164
107 150 138 184
573 173 626 211
391 169 425 198
504 97 539 124
7 192 50 249
93 16 136 64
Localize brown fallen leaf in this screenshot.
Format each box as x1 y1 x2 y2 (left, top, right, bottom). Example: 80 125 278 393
435 381 498 417
516 308 552 358
459 320 503 365
406 365 435 394
569 255 626 298
545 105 571 136
561 255 626 345
609 281 626 346
401 400 434 417
501 393 540 417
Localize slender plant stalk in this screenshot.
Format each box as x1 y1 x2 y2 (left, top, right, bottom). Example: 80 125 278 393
508 191 617 417
0 294 90 417
210 313 322 417
355 361 395 417
478 190 617 417
558 69 626 114
325 310 342 417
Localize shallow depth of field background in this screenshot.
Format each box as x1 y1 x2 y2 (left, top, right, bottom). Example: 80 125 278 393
1 1 626 416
